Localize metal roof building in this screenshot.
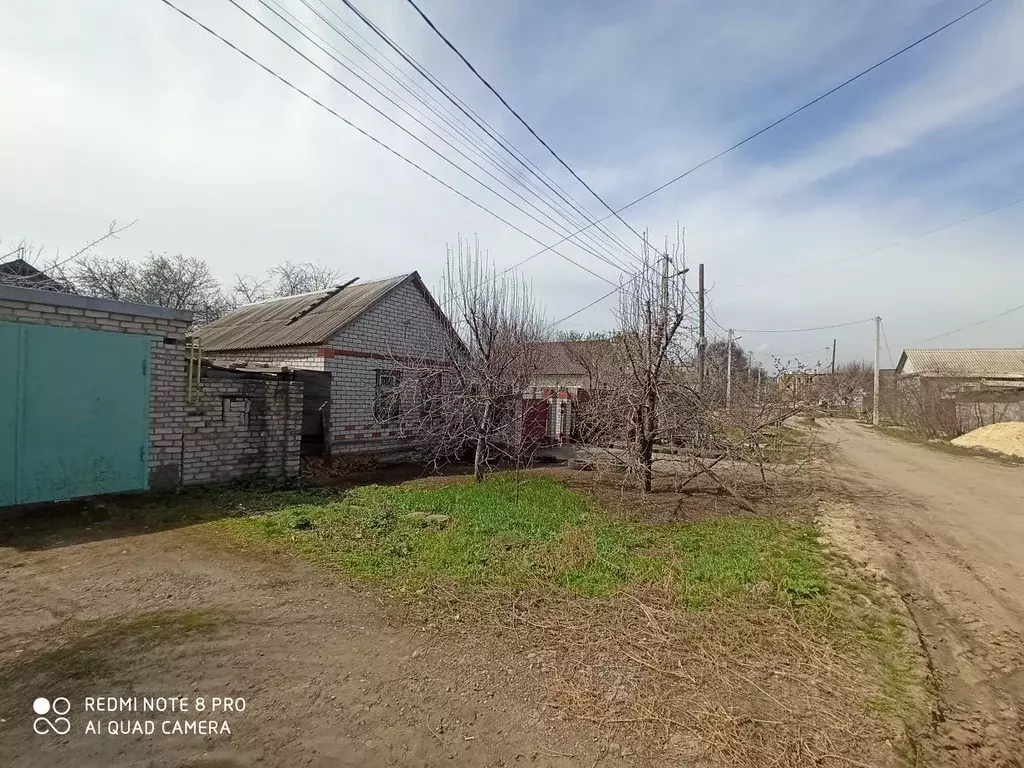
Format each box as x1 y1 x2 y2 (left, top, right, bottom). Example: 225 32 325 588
895 349 1024 380
197 272 452 352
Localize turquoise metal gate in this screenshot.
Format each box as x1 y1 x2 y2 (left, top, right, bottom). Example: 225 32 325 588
0 321 151 506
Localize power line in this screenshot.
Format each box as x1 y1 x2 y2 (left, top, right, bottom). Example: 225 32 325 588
400 0 651 252
773 347 831 359
733 317 875 334
226 0 625 283
158 0 617 288
541 0 999 326
723 195 1024 290
552 280 630 326
880 320 895 367
333 0 647 270
913 301 1024 344
283 0 642 269
498 0 1000 254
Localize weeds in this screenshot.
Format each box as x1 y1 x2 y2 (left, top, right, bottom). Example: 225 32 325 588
222 474 824 610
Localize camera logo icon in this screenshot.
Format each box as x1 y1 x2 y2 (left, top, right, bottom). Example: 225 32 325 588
32 697 71 735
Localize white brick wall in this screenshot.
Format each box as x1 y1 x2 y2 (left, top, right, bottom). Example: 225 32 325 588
208 347 324 371
325 280 450 458
179 378 303 485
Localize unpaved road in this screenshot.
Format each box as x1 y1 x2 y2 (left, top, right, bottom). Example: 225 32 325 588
823 420 1024 766
0 520 619 768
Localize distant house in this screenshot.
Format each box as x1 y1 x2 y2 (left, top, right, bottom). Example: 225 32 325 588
894 348 1024 434
523 339 611 444
0 258 73 293
196 272 457 464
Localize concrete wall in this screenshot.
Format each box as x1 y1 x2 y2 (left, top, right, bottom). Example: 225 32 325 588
0 285 191 490
954 395 1024 433
892 375 1024 436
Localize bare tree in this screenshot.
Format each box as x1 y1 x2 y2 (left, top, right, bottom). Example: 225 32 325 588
573 235 688 492
393 237 546 482
73 255 138 301
269 261 343 296
0 220 134 294
229 261 344 306
72 251 231 325
231 273 272 305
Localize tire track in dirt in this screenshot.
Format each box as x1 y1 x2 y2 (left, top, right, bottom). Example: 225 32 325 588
820 420 1024 767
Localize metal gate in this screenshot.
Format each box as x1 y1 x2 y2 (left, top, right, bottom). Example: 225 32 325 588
0 321 151 506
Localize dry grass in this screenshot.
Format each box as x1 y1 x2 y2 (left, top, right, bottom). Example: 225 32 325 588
485 583 923 768
209 466 926 767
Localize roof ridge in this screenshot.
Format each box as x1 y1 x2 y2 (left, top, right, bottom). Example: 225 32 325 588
285 277 358 326
906 347 1024 352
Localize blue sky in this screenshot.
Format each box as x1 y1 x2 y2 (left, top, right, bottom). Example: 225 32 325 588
1 0 1022 366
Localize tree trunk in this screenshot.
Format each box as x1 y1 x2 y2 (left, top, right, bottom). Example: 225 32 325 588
473 400 492 483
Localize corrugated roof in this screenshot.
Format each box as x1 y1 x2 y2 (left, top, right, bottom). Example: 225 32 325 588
896 348 1024 378
531 339 615 376
532 341 587 375
197 274 412 351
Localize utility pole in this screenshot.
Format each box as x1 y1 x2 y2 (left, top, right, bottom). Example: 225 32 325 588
726 328 734 410
873 316 881 426
831 338 836 375
660 251 671 340
697 263 706 390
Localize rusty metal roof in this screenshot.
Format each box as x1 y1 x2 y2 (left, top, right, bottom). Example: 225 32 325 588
896 348 1024 378
197 273 413 351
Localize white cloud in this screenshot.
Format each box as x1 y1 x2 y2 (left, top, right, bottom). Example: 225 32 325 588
1 0 1021 361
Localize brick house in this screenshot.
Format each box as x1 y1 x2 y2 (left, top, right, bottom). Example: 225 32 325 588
197 272 456 464
523 339 613 445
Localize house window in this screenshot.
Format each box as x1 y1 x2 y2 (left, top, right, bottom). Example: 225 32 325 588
375 370 401 421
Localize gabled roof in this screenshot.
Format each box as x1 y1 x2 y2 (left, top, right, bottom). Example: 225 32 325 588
531 341 587 376
895 348 1024 379
198 272 450 352
0 258 73 292
531 339 614 376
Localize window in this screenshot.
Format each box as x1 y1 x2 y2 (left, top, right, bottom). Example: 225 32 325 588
374 370 401 421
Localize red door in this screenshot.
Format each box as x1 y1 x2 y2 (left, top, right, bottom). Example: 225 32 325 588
522 399 550 445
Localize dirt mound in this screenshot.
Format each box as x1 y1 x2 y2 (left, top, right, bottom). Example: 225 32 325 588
951 421 1024 457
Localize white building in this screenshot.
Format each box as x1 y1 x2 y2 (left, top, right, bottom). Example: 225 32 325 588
198 272 456 464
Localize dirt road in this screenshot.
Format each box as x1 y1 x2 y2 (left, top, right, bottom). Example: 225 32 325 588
0 520 617 768
822 420 1024 766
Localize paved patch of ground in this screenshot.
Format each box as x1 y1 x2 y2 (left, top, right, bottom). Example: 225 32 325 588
0 520 617 768
820 419 1024 767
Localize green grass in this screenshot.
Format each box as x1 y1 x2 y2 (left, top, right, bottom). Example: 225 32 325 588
221 474 825 608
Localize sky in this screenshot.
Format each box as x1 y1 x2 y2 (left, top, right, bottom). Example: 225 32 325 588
2 0 1022 368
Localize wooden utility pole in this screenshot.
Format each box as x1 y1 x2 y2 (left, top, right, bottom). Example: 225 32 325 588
873 317 881 426
831 338 836 374
726 328 734 410
697 263 706 390
660 252 671 339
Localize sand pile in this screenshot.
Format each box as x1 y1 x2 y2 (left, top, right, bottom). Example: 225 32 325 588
951 421 1024 458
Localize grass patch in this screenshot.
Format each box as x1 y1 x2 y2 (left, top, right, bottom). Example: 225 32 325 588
220 474 825 609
